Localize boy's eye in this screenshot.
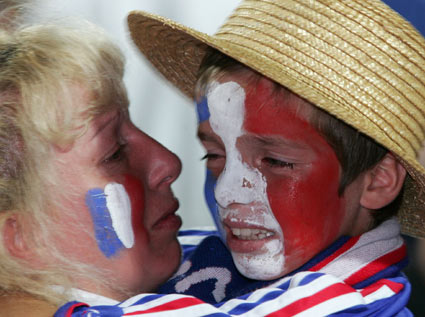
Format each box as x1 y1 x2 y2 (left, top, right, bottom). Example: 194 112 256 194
201 153 223 161
201 152 225 177
262 157 294 169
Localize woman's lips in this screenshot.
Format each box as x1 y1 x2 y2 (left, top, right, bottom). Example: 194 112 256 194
152 199 182 231
154 213 182 230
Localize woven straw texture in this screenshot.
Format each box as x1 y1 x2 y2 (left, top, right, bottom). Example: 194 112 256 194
128 0 425 238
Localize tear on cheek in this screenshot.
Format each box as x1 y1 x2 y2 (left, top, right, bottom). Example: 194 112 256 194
85 183 134 258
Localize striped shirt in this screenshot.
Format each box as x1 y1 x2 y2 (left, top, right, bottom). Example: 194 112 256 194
55 218 411 316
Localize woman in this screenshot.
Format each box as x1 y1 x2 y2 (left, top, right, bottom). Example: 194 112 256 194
0 19 182 315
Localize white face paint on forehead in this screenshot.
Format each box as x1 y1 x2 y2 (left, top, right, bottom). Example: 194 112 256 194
208 81 259 205
206 81 285 280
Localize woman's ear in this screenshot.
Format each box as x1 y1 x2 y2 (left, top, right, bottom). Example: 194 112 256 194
360 153 406 210
2 213 30 260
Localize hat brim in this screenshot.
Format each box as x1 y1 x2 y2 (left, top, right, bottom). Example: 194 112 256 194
127 10 425 238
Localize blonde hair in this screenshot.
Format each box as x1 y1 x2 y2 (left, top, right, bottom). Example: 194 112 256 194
0 19 128 304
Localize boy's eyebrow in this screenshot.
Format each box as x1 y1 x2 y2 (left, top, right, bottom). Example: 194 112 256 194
246 134 311 150
197 130 219 143
198 129 312 150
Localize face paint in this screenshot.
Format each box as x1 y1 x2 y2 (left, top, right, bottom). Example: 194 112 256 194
122 174 145 239
196 96 210 123
86 182 134 257
105 183 134 248
206 81 284 280
242 78 345 272
201 76 348 280
198 96 226 240
204 168 223 238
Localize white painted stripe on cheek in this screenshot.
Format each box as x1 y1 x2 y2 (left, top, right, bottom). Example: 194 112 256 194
208 81 268 206
105 183 135 248
207 81 269 214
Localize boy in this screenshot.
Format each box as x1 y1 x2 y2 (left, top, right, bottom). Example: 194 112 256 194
58 0 425 315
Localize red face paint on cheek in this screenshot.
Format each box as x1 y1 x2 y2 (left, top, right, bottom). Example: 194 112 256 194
122 174 145 239
242 78 346 266
267 153 345 264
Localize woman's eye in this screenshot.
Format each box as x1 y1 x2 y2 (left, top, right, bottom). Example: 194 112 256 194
262 157 294 169
104 144 127 164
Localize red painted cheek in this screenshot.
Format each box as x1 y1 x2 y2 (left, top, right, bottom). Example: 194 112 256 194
240 78 346 260
122 174 146 239
267 153 345 263
238 77 347 265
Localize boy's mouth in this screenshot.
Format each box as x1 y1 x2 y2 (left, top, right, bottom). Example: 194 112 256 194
225 224 278 254
230 227 275 240
219 206 282 253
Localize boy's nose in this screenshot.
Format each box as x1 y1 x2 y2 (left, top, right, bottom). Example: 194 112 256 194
214 166 257 208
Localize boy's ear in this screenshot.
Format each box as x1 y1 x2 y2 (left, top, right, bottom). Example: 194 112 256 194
360 153 406 210
2 213 30 260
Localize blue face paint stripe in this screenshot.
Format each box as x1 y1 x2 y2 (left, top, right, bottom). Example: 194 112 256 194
85 188 124 258
204 168 226 242
196 97 210 123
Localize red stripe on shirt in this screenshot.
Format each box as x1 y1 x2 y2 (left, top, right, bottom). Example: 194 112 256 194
344 244 406 286
360 279 404 297
309 236 361 272
266 282 354 316
65 303 89 317
123 297 205 315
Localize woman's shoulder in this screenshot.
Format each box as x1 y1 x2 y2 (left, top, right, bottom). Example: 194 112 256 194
0 293 58 317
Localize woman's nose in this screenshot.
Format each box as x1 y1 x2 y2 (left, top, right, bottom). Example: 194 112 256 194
146 139 182 191
129 127 182 190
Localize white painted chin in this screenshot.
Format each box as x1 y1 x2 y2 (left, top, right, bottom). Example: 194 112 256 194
231 240 285 280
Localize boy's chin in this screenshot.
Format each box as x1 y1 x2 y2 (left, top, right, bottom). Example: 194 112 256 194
231 251 286 280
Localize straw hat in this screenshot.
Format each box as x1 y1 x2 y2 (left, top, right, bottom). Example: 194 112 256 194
128 0 425 238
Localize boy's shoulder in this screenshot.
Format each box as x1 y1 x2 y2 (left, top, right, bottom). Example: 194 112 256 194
163 219 408 302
